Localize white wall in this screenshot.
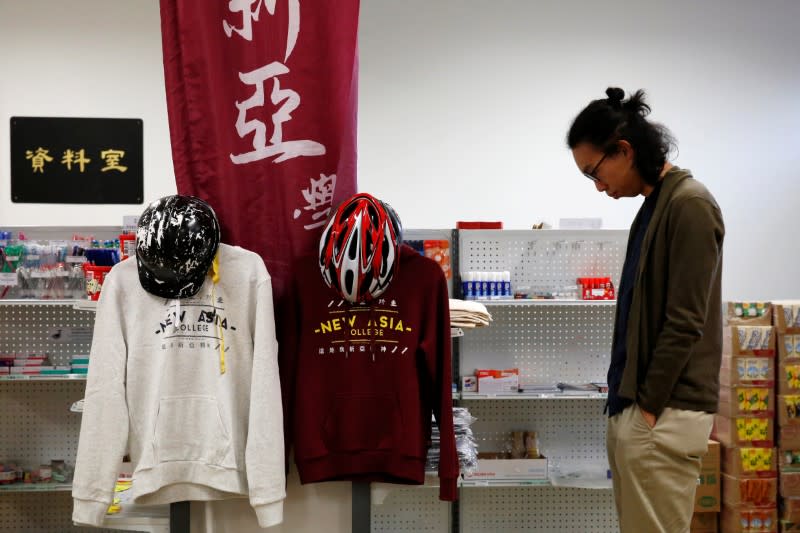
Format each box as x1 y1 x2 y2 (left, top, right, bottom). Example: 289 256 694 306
2 1 799 300
358 0 800 300
3 1 799 300
0 0 798 526
0 0 177 225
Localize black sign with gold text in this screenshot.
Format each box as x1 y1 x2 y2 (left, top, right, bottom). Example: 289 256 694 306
10 117 143 204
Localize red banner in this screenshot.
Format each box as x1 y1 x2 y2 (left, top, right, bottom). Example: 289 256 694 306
159 0 359 300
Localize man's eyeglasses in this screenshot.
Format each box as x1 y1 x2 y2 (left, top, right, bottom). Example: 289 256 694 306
583 152 609 182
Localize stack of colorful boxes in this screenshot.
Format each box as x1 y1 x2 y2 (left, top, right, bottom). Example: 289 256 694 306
0 354 72 376
716 302 778 532
70 354 90 375
0 353 90 377
775 302 800 532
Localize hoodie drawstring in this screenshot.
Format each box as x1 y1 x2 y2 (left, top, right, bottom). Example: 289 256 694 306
210 252 225 374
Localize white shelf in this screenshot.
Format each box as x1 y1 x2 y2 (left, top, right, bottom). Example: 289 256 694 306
461 478 613 489
461 479 551 488
0 299 97 311
73 300 98 311
474 299 615 306
0 374 87 382
459 392 607 400
0 482 73 492
0 481 171 528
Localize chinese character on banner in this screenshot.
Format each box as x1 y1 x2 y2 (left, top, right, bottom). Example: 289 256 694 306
62 149 91 172
223 0 266 41
100 150 128 172
293 173 337 230
229 62 325 165
223 0 299 60
25 147 54 173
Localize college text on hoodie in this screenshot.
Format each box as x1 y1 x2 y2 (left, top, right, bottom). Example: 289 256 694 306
280 244 459 500
72 244 285 528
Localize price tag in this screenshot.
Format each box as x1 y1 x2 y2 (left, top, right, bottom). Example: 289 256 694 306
0 272 18 286
66 256 87 264
26 255 40 261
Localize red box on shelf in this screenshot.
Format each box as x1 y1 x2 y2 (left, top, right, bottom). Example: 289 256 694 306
456 221 503 229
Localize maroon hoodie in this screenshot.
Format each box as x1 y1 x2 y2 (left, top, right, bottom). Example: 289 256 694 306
279 244 458 500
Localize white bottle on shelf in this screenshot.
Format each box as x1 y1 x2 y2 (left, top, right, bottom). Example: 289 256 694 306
461 272 474 300
489 272 499 300
502 271 512 298
478 272 488 300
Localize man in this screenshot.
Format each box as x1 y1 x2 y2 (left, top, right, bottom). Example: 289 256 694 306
567 87 724 533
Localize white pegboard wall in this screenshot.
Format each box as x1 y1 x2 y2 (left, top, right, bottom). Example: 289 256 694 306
459 304 614 384
371 488 450 532
0 380 86 467
0 492 131 533
0 302 101 533
458 229 628 293
460 487 618 532
460 400 607 466
1 304 96 364
452 229 621 533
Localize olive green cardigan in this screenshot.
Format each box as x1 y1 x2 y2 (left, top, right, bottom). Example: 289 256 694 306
616 167 725 415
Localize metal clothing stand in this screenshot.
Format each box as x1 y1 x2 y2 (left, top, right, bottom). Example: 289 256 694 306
352 481 371 533
170 501 190 533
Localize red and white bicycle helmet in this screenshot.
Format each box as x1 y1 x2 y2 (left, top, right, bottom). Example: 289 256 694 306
319 193 401 303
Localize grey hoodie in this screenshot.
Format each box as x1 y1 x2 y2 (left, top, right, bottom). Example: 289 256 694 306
72 244 285 528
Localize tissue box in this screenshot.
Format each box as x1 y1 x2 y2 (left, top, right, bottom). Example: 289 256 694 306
722 446 776 478
720 355 774 387
713 415 773 448
723 326 775 357
720 504 777 532
727 302 773 326
718 386 773 417
775 302 800 334
476 369 519 394
721 473 777 507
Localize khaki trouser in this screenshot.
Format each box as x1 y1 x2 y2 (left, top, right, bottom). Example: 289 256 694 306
607 404 714 533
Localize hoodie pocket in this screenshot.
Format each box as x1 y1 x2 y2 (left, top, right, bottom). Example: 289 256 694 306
153 396 232 465
322 393 402 453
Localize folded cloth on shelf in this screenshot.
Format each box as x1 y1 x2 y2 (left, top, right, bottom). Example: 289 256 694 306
449 299 492 328
450 316 491 328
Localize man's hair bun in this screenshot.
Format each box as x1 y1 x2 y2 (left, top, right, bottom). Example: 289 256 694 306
605 87 625 106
